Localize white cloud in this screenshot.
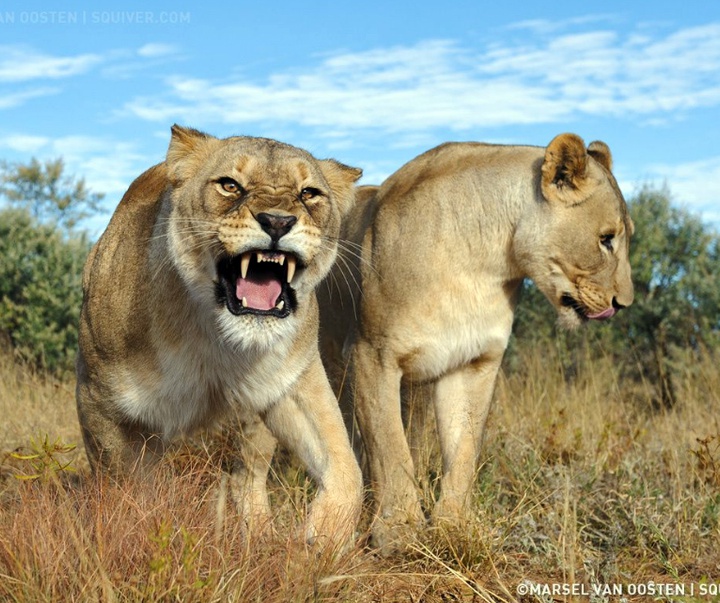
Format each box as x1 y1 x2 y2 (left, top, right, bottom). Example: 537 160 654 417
504 14 616 35
0 46 102 82
0 134 51 152
137 43 179 58
123 40 568 132
641 156 720 226
123 22 720 137
0 87 59 109
100 46 183 80
0 133 150 201
49 137 149 198
478 23 720 116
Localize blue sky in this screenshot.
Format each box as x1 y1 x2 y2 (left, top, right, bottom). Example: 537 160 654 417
1 0 719 235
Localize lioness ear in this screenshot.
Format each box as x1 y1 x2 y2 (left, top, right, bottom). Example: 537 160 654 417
541 133 593 206
319 159 363 216
166 125 219 184
587 140 613 172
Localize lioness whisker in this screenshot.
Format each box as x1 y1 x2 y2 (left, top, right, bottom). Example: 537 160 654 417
324 252 362 319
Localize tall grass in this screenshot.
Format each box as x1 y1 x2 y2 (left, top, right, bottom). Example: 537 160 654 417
1 342 718 602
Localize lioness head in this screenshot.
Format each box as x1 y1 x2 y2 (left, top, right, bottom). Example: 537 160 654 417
164 125 362 347
516 133 634 329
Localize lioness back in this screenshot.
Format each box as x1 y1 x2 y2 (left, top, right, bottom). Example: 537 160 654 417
319 133 634 553
79 164 165 360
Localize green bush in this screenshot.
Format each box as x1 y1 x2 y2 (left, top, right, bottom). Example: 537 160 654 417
0 208 91 374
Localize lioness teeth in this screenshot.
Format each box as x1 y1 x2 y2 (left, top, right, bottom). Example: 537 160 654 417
255 251 286 265
239 250 295 284
286 256 296 284
276 300 285 310
240 253 251 280
241 296 248 308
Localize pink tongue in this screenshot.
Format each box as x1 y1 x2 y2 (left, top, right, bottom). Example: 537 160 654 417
236 276 282 311
587 307 616 320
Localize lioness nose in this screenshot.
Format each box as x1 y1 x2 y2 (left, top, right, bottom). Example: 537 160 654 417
612 296 631 311
256 212 297 241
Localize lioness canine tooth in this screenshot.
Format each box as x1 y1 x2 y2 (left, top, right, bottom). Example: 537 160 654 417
286 256 297 283
240 253 251 279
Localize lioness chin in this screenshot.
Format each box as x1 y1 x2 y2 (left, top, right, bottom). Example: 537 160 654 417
76 125 363 546
319 133 634 553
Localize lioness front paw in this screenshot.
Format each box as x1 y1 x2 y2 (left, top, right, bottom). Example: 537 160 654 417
370 509 425 557
431 496 471 528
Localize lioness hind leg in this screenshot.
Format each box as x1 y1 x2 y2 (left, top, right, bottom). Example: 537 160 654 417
79 418 165 477
431 358 502 525
353 337 424 553
263 356 362 549
76 379 165 476
230 416 277 533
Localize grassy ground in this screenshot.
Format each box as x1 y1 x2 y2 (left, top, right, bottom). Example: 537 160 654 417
1 342 719 602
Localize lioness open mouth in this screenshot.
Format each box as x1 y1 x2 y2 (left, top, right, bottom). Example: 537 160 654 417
560 294 592 321
560 294 616 321
216 251 299 317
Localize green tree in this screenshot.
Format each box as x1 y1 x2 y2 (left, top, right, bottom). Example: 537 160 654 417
0 208 91 373
0 157 103 230
610 185 720 406
0 158 101 374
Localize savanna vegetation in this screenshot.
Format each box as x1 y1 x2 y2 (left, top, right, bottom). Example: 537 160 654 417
0 159 718 602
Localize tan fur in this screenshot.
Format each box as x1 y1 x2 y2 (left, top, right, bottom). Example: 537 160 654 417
318 134 634 552
76 125 363 545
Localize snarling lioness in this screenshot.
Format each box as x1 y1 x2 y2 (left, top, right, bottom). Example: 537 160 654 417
76 125 363 545
319 133 634 552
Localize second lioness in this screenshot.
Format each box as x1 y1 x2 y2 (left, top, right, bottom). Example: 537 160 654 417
319 133 634 551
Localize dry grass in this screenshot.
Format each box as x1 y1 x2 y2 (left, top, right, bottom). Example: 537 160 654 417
1 341 719 602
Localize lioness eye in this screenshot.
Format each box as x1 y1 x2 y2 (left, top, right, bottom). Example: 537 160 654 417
218 178 242 194
600 234 614 250
300 187 321 202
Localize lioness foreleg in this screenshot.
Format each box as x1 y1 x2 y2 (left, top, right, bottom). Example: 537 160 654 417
404 381 435 486
431 357 502 524
353 337 424 552
262 355 362 548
